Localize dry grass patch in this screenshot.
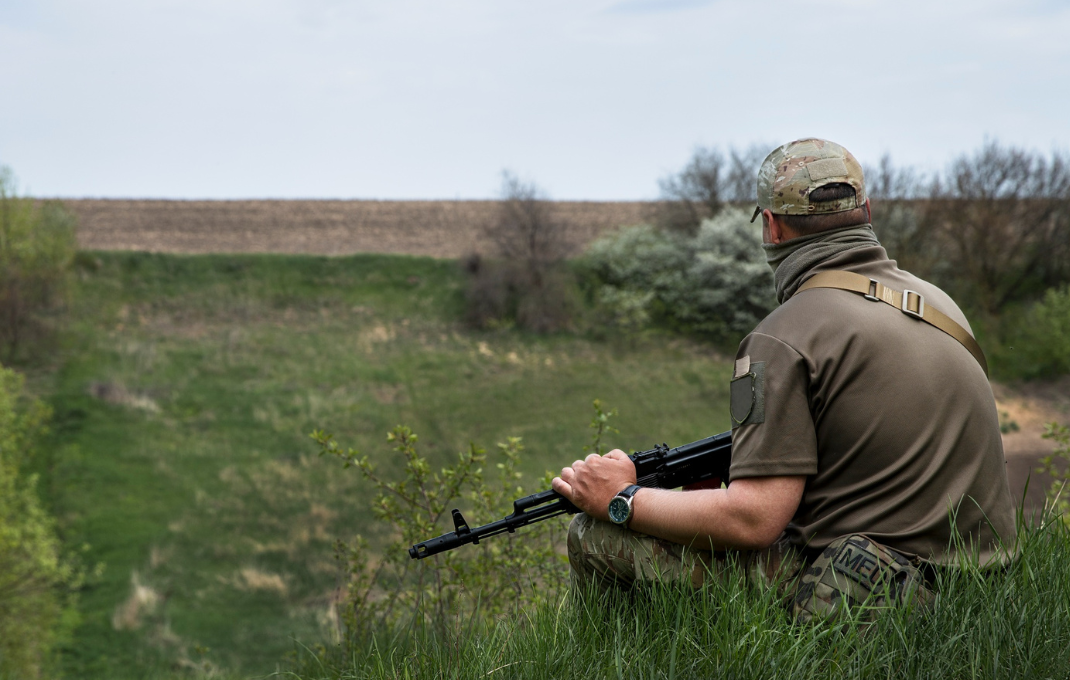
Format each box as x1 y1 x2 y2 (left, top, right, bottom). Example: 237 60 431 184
88 381 161 413
112 571 163 631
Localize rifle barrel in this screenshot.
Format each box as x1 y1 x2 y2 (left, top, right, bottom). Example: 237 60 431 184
408 492 576 559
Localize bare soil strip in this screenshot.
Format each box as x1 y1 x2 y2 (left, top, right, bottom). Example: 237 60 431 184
63 199 654 258
995 378 1070 519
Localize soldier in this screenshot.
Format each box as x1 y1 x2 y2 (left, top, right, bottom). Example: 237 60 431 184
551 138 1017 620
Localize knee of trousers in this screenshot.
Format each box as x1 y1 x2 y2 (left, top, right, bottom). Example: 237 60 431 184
566 512 626 577
566 512 593 563
565 512 704 588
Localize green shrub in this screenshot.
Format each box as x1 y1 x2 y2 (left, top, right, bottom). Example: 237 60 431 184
0 364 78 678
311 425 567 650
465 172 576 333
0 166 78 362
1040 421 1070 523
1021 285 1070 376
306 402 623 663
581 207 775 345
991 285 1070 379
464 255 576 333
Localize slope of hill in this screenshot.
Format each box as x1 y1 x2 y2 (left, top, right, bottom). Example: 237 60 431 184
43 251 735 677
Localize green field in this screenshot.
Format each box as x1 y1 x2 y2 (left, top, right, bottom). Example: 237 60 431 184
33 252 736 677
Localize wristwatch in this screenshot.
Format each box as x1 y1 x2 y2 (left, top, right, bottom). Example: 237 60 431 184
607 484 642 526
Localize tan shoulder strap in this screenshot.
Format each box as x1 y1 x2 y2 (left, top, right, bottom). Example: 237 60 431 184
795 271 989 376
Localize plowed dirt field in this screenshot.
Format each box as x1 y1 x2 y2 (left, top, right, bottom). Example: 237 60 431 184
63 199 653 258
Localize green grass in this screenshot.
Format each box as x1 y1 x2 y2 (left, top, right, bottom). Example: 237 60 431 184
288 519 1070 680
32 252 736 678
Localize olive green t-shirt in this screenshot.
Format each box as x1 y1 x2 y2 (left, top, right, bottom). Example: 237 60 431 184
729 245 1016 566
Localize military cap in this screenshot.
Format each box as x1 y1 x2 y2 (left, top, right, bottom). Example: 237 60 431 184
750 138 867 222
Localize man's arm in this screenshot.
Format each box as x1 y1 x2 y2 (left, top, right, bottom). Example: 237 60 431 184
552 450 804 551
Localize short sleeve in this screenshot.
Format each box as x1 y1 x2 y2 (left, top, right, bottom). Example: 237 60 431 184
729 332 819 479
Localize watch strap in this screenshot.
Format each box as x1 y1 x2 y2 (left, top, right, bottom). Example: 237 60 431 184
616 484 642 500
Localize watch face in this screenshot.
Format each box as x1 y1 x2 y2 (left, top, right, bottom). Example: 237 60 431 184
608 496 631 524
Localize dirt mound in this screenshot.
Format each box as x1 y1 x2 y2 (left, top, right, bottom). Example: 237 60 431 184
63 199 654 258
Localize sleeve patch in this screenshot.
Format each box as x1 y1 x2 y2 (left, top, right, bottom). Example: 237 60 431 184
730 361 765 428
734 355 751 378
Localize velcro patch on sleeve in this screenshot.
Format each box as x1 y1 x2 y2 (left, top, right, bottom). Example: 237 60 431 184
730 361 765 428
734 355 751 378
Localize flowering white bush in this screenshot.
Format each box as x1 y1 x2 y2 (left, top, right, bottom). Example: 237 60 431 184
582 207 775 344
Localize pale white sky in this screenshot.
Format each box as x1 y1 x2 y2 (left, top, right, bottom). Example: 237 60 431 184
1 0 1068 200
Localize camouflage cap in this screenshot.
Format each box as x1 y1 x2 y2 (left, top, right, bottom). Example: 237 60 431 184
750 138 866 222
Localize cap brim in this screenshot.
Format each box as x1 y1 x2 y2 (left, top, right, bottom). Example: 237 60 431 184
750 205 761 223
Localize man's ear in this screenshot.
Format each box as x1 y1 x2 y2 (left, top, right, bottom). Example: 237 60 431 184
763 209 786 244
865 197 872 223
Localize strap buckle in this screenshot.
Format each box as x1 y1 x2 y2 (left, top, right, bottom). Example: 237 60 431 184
901 290 925 319
863 279 880 302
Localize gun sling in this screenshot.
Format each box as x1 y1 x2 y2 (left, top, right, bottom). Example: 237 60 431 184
795 270 989 376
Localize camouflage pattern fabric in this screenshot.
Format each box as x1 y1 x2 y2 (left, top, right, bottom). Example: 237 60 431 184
568 515 934 622
792 534 935 623
567 513 807 596
751 138 867 221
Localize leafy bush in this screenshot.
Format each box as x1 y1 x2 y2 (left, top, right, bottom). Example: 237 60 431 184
988 285 1070 379
464 255 576 333
0 167 78 361
311 425 567 649
1019 285 1070 376
465 172 575 333
1040 422 1070 523
0 364 79 678
581 207 775 345
307 401 625 661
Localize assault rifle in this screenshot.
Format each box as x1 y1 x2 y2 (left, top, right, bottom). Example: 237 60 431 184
408 430 732 559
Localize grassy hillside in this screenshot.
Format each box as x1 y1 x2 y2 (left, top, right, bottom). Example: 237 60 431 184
35 252 734 678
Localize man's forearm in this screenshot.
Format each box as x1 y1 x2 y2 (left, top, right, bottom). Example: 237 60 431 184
627 477 805 551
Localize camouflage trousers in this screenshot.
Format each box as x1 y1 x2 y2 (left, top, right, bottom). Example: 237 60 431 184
567 513 934 622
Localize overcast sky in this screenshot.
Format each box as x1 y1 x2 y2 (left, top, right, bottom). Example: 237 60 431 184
1 0 1068 200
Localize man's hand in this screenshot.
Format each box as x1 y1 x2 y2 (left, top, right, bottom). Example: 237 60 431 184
552 449 637 521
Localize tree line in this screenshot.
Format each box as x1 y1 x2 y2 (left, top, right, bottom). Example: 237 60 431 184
465 140 1070 377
